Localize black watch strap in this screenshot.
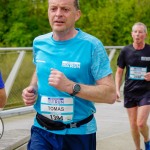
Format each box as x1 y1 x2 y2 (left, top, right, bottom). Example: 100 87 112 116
70 84 81 96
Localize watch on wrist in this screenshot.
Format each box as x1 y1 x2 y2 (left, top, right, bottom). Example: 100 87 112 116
70 83 81 96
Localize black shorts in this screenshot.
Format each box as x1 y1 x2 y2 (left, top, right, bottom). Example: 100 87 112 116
124 93 150 108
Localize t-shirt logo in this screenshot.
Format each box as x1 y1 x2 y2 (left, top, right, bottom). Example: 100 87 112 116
62 61 80 69
141 57 150 61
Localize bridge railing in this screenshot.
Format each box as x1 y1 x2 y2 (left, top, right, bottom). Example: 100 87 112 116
0 46 124 110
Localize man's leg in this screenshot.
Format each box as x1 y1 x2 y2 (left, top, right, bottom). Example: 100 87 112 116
63 133 96 150
28 126 63 150
137 105 150 150
127 107 141 150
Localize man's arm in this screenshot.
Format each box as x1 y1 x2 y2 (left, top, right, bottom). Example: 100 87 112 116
115 67 124 100
22 70 38 106
49 68 116 104
75 74 116 104
29 71 38 91
0 88 7 108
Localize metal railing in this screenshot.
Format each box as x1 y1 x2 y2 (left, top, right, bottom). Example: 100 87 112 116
0 46 124 111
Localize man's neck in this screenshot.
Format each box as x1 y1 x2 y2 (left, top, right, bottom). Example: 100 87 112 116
53 29 78 41
133 42 145 50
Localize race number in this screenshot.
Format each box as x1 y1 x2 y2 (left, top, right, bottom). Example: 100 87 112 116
129 66 147 80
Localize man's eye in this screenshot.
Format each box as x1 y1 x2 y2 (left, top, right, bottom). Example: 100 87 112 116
50 8 56 11
139 31 144 33
63 8 69 12
133 30 144 34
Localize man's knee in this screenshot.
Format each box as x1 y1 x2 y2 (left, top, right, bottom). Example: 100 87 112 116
137 120 147 129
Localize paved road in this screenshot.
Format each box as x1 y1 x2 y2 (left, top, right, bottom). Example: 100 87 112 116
1 101 150 150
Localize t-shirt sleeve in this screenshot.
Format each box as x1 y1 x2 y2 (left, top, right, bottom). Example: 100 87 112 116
117 49 126 69
91 41 112 81
0 72 4 89
32 40 36 65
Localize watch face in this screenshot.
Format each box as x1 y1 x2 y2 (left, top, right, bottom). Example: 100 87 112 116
74 84 81 92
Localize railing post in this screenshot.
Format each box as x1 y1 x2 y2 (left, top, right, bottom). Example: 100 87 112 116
109 48 116 61
5 51 26 97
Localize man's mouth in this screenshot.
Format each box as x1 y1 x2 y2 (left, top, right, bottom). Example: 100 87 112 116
54 21 64 24
135 38 139 40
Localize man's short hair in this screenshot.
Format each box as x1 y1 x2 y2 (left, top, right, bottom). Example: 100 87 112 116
74 0 80 10
132 22 148 33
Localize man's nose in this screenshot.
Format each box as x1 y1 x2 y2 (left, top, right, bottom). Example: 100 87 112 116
135 32 140 35
55 8 62 16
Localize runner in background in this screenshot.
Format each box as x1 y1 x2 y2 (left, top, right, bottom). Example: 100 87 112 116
115 22 150 150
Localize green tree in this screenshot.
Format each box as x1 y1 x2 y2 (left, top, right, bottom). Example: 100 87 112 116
0 0 150 47
1 0 49 46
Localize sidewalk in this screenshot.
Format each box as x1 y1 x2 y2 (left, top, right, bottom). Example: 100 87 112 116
95 101 145 150
0 101 149 150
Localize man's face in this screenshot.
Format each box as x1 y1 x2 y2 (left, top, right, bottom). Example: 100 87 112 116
48 0 80 33
131 25 147 44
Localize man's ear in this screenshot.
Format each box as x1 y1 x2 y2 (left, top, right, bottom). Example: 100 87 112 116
75 10 81 22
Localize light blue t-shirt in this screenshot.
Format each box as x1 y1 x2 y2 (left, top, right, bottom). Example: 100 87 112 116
33 28 112 135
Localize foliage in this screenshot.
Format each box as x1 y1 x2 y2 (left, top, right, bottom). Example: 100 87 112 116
0 0 50 47
77 0 150 45
0 0 150 46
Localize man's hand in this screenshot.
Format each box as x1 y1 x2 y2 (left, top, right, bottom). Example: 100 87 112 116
22 86 37 106
144 72 150 81
48 68 73 94
116 90 121 102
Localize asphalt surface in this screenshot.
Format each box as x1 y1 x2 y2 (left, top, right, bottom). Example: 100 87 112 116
1 101 150 150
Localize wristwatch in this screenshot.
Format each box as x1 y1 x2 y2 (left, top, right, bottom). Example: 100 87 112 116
70 83 81 96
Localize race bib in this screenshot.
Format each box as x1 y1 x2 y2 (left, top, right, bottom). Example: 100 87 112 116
40 96 74 123
129 66 147 80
